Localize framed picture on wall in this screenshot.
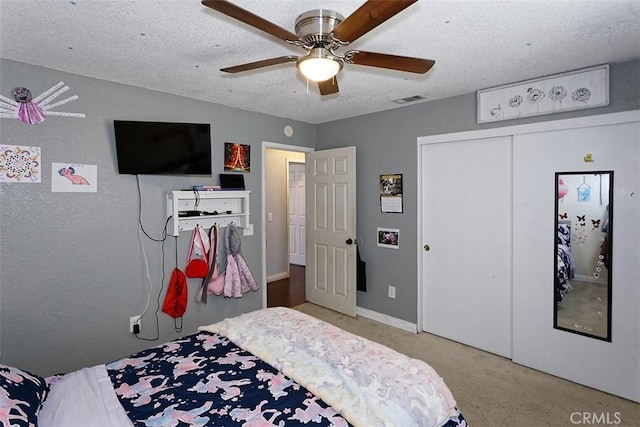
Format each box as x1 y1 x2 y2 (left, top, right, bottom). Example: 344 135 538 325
377 227 399 249
380 173 403 213
224 142 251 172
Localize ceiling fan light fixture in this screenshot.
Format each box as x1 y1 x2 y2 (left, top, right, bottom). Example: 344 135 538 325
297 48 342 82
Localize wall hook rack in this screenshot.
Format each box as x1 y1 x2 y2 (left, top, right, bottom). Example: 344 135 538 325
167 190 253 237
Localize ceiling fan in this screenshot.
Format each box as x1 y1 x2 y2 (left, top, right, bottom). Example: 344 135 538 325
202 0 435 95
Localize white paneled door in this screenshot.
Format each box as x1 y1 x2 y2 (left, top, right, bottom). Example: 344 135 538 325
306 147 357 317
420 136 513 358
288 162 306 266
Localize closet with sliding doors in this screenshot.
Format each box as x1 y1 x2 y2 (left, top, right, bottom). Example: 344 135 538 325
417 111 640 402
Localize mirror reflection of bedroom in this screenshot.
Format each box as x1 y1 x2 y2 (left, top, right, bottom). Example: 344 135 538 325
555 171 612 341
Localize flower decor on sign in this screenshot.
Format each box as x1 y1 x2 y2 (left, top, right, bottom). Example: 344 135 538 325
0 145 41 183
508 95 523 114
572 87 592 103
526 87 546 112
477 64 609 123
0 81 85 125
489 104 503 118
549 85 567 107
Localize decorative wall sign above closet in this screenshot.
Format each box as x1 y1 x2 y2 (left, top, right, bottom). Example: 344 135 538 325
477 64 609 123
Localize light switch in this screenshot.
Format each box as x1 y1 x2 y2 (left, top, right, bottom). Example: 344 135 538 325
267 212 273 222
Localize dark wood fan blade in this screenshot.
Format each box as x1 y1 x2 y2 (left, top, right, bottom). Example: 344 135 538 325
202 0 299 42
332 0 417 44
318 77 339 95
349 51 435 74
221 56 298 73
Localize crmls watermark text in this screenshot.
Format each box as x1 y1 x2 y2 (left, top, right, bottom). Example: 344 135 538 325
570 412 622 425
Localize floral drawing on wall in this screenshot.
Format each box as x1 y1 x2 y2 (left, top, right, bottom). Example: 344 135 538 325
0 144 41 183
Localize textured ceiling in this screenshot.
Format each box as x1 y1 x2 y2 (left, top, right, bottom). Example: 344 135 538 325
1 0 639 124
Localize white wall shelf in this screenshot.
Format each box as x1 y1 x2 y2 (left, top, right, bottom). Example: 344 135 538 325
166 190 253 237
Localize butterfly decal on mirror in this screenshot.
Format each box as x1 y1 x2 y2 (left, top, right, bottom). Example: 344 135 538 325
559 212 568 219
577 215 586 227
591 219 601 228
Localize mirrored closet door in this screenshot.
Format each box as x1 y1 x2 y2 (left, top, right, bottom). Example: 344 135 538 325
512 119 639 403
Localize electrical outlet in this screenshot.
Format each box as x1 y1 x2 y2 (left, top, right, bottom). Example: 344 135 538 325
388 286 396 299
130 315 141 333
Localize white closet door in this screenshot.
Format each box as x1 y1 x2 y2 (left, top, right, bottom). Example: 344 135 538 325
421 136 512 357
512 121 640 402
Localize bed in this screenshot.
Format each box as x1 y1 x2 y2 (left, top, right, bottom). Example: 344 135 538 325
556 221 576 302
2 307 467 427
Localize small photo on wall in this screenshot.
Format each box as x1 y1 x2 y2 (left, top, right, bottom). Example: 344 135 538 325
377 227 399 249
224 142 250 173
51 163 97 192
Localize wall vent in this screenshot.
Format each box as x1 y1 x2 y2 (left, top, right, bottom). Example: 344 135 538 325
392 95 426 104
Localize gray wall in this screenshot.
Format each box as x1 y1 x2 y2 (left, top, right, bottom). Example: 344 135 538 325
0 59 316 375
316 59 640 323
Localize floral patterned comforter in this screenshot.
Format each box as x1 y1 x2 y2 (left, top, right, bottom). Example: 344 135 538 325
199 307 464 427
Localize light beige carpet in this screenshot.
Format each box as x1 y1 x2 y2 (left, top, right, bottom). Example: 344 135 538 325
295 303 639 427
556 279 608 339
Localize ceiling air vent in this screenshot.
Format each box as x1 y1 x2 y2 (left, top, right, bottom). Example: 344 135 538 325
392 95 426 104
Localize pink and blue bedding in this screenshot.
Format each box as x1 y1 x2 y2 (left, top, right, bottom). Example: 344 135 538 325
3 307 467 426
107 332 347 426
556 222 575 302
0 363 49 426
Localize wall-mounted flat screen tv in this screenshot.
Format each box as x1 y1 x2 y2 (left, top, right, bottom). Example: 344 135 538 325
114 120 212 175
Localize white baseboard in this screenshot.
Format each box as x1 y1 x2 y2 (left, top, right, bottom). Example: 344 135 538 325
266 271 289 283
356 306 418 333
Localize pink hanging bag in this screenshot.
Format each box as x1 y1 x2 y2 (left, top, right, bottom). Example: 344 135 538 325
185 225 209 278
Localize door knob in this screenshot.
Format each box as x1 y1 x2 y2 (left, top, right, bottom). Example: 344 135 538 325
423 244 430 251
346 238 354 245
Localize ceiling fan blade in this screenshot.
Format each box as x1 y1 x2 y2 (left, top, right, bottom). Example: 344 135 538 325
202 0 299 42
318 77 339 95
348 51 435 74
332 0 417 44
220 56 298 73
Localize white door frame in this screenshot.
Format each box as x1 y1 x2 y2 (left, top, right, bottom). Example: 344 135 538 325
416 110 639 332
261 142 314 308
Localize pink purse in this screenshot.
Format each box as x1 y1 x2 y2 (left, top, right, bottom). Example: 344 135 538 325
185 225 209 278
